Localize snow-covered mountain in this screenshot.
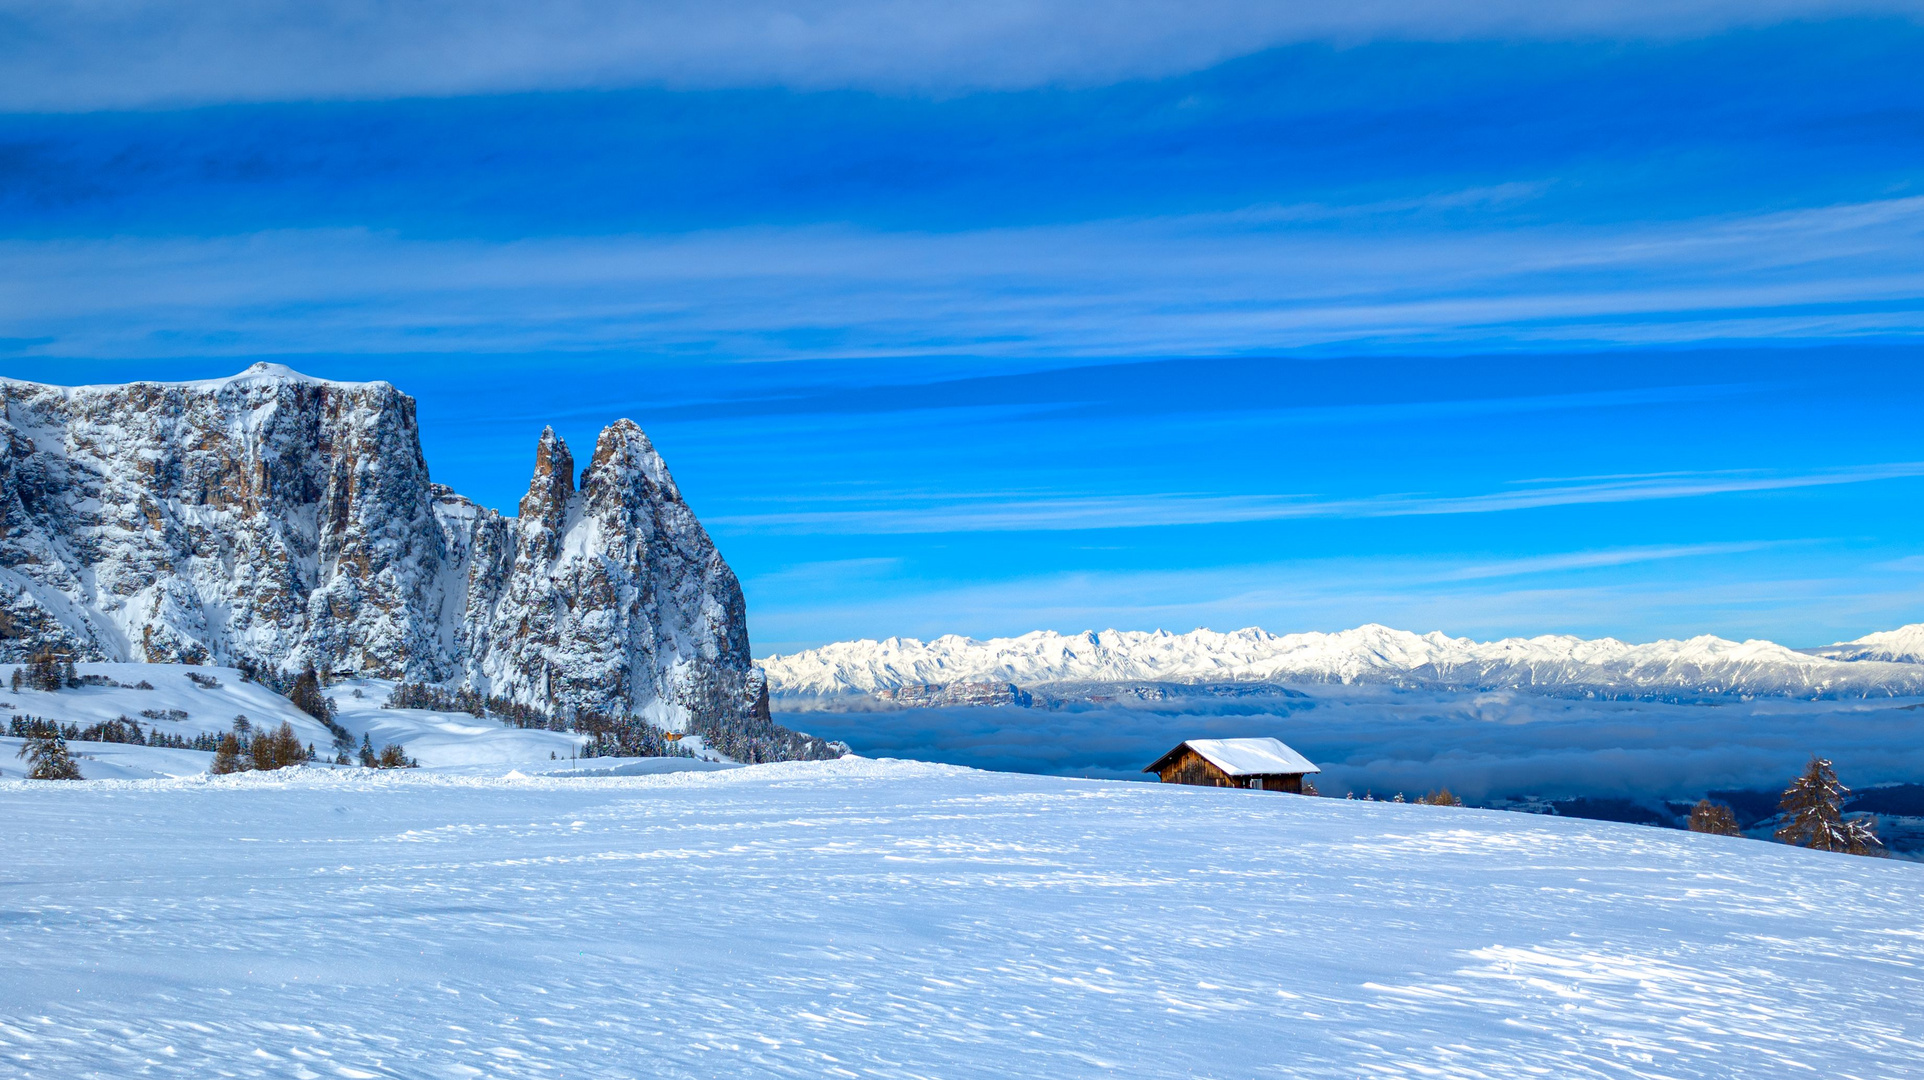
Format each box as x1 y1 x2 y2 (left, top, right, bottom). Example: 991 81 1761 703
1810 622 1924 664
0 363 759 728
761 622 1924 705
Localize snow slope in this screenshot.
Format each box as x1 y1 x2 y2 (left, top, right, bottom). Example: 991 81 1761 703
0 760 1918 1078
762 623 1924 703
0 662 593 778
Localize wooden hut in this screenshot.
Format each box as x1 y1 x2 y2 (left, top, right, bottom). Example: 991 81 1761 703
1143 737 1320 792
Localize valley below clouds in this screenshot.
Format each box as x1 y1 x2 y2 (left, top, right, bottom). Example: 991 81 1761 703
788 685 1924 810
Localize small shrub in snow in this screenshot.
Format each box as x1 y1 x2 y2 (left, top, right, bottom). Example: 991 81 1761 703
185 672 220 689
1418 789 1462 807
1689 800 1742 836
131 680 154 691
140 708 190 723
375 743 419 769
18 732 82 780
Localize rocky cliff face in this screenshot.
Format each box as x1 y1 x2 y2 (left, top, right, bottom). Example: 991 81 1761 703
0 363 760 729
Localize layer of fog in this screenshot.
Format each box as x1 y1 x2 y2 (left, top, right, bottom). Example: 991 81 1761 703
786 684 1924 803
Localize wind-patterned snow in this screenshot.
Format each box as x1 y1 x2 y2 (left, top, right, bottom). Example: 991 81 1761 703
1 759 1918 1078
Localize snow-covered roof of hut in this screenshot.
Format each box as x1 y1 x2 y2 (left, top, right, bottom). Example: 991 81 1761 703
1144 737 1320 777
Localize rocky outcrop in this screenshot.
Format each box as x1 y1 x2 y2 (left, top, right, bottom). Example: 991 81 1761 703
446 420 758 723
0 363 760 730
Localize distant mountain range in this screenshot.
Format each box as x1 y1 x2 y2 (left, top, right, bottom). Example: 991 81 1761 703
759 623 1924 707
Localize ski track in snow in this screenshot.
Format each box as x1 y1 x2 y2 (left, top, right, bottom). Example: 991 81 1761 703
2 759 1920 1078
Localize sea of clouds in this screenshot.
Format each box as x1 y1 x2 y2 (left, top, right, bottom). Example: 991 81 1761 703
787 685 1924 805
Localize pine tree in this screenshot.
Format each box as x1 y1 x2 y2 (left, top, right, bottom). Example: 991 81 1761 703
26 651 63 692
1843 815 1886 857
61 658 78 688
17 731 82 780
288 667 333 723
210 733 246 774
1689 799 1742 836
358 733 377 767
8 667 20 692
1776 756 1853 852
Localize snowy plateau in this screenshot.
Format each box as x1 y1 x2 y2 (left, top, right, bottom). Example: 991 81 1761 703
2 761 1921 1078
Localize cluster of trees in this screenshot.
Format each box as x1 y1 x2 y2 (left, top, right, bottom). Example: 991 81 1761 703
1342 788 1459 805
575 712 696 759
210 720 314 774
385 680 838 762
10 714 218 751
354 733 419 769
205 721 416 775
9 716 76 740
1690 755 1883 856
10 651 79 692
386 682 553 729
682 709 841 764
148 729 222 751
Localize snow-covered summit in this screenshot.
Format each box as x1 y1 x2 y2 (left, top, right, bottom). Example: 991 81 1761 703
0 366 762 732
760 622 1924 703
0 361 386 393
1814 621 1924 664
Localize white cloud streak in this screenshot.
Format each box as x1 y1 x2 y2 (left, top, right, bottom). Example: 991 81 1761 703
3 1 1920 110
4 195 1923 362
713 463 1924 533
744 543 1924 654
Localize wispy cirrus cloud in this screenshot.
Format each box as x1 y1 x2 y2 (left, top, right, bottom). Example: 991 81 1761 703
4 195 1923 362
4 0 1918 110
743 540 1917 653
714 462 1924 534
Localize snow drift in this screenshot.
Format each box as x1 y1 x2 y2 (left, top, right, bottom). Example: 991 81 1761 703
0 761 1916 1078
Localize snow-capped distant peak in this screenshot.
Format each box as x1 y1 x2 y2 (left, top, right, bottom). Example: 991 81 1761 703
1812 622 1924 664
758 622 1924 703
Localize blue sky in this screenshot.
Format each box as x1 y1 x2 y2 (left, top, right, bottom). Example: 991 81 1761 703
5 2 1924 653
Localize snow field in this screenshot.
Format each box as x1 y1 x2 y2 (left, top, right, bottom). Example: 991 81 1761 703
0 664 589 779
1 759 1919 1078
